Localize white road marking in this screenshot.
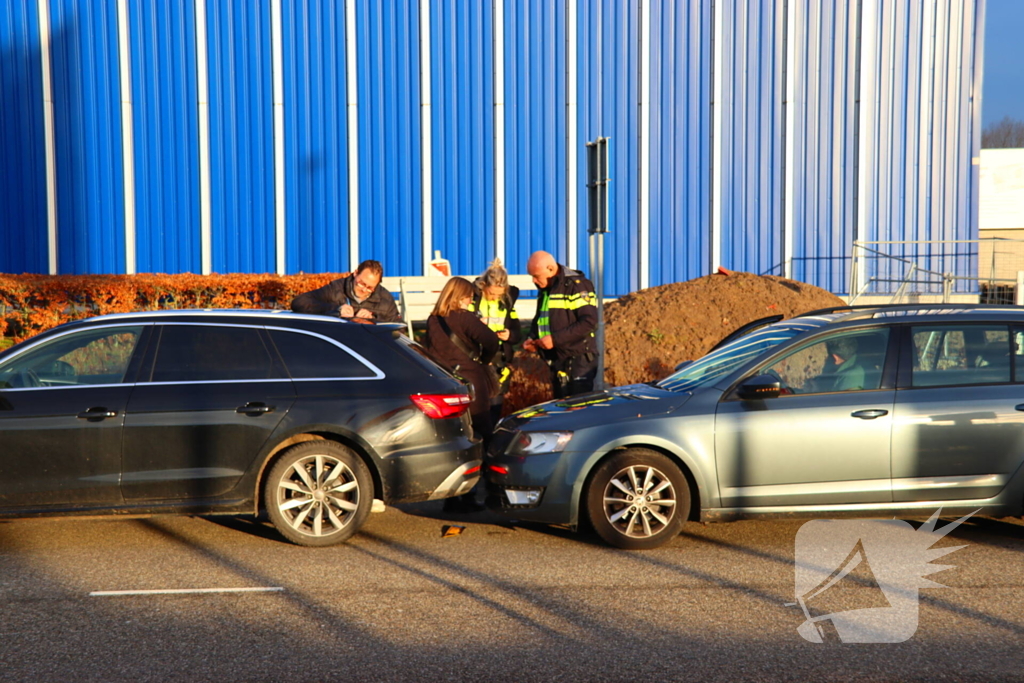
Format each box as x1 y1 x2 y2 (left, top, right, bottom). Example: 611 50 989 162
89 587 284 597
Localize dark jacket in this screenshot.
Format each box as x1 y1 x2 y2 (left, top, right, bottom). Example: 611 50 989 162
290 274 402 323
424 309 500 432
469 285 522 366
529 265 598 362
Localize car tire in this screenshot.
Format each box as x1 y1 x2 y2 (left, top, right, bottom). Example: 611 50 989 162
264 441 373 547
586 448 689 550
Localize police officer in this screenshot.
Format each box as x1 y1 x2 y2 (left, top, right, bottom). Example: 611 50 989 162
522 250 599 398
469 259 522 423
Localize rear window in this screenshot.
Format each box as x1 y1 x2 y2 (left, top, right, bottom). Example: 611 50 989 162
268 329 377 379
910 325 1011 387
393 334 454 377
150 325 284 382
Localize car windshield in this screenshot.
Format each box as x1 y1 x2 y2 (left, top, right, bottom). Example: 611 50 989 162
657 317 835 393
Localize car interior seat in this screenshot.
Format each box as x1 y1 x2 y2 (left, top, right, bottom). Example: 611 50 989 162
856 334 886 390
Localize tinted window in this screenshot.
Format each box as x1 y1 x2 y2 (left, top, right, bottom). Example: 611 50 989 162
151 325 283 382
0 326 143 388
910 325 1010 387
762 328 889 394
269 329 376 379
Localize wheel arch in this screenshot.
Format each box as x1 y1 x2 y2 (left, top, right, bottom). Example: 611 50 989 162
571 437 707 527
252 429 385 515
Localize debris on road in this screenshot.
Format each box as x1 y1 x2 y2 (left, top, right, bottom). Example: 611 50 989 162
441 524 466 538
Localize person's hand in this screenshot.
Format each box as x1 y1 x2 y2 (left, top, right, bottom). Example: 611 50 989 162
538 335 554 350
496 330 510 341
355 308 374 319
339 304 355 318
522 338 537 353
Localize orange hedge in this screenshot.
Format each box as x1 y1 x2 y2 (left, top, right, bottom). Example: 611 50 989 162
0 272 348 342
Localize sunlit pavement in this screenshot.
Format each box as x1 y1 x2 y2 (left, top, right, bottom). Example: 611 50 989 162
0 504 1022 682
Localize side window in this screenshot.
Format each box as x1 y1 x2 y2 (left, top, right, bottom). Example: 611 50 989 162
268 330 376 379
150 325 284 382
911 325 1010 387
762 328 890 394
0 326 144 388
1015 329 1024 382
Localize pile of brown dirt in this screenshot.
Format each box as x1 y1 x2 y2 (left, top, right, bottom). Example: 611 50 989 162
502 271 844 413
601 272 845 387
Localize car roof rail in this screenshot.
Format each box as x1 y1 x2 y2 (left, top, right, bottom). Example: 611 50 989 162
798 302 1024 319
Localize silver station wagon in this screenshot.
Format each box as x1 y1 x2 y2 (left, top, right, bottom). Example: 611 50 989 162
486 305 1024 549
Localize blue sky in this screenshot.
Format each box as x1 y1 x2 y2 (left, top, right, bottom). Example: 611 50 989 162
983 0 1024 126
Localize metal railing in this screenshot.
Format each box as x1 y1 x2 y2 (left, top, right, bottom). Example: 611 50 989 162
849 239 1024 304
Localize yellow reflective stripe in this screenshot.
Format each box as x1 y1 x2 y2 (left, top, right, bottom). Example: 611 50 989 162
548 292 596 308
547 297 594 310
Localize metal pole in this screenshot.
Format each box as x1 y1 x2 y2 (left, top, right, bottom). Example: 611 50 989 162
595 231 605 390
586 137 609 391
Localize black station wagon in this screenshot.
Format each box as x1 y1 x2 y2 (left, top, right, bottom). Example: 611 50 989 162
0 310 481 546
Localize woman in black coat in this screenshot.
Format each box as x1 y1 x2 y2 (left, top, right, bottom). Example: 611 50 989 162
424 277 501 440
424 277 500 512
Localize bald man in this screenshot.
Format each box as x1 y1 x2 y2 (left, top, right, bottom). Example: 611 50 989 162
522 251 600 398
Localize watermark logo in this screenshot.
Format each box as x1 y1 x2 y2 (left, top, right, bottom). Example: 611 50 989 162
791 509 974 643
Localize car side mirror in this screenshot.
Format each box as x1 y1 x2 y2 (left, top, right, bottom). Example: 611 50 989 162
674 360 693 372
736 374 782 401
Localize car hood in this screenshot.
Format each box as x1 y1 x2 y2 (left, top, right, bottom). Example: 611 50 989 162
499 383 691 431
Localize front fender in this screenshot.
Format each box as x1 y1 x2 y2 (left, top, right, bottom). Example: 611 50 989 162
565 424 719 527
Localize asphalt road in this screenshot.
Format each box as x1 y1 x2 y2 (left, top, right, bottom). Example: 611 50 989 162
1 504 1022 682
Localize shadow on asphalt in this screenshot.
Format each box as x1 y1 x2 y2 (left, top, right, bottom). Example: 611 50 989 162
393 500 609 546
199 514 289 544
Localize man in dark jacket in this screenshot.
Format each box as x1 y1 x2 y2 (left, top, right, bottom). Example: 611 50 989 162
290 260 401 323
522 250 599 398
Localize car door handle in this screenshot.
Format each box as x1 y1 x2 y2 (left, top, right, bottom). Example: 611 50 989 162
1015 404 1024 412
851 409 888 420
77 407 117 421
236 402 275 415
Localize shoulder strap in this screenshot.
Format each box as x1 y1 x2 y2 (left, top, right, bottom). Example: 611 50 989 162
437 315 479 361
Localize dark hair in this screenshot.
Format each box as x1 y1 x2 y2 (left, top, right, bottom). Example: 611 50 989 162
826 337 858 359
432 277 475 317
356 260 383 278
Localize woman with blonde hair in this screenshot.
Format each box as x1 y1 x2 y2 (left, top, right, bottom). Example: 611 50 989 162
424 277 500 512
469 258 521 424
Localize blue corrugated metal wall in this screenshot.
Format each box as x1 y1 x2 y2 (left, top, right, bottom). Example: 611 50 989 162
0 0 985 298
718 0 783 277
857 0 981 294
789 0 857 293
430 0 494 278
50 0 124 274
129 0 200 274
0 0 48 274
577 0 640 297
206 0 275 273
649 0 712 287
504 0 566 277
282 0 351 275
357 0 422 276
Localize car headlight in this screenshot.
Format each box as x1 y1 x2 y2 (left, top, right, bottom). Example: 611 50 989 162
508 431 573 455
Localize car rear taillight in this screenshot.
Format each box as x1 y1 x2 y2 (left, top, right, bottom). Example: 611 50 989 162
409 393 472 419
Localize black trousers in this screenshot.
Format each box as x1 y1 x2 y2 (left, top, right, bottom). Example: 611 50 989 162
551 354 598 399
